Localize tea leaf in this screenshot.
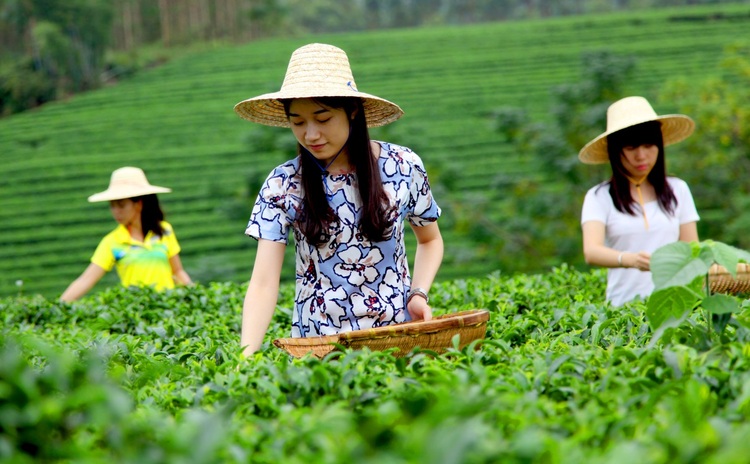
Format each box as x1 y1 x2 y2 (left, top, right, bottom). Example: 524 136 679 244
704 241 750 277
651 242 710 291
702 294 738 315
646 285 701 330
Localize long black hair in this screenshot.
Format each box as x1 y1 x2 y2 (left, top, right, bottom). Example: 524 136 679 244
606 120 677 216
281 97 390 245
132 194 165 237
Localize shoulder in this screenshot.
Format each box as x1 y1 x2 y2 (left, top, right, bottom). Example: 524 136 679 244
376 141 428 176
267 157 300 182
585 181 611 199
582 182 613 214
666 176 695 199
262 158 302 192
666 176 690 190
268 158 301 178
102 224 128 242
160 221 174 236
377 141 420 161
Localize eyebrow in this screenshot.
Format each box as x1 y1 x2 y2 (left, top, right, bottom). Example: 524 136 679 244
287 108 331 117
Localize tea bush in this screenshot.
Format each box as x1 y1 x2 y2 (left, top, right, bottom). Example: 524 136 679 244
3 267 750 463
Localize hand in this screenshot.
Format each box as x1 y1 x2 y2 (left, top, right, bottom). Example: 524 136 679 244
407 296 432 321
627 251 651 271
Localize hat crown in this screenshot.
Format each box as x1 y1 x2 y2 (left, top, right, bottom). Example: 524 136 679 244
109 167 151 188
605 96 659 134
279 43 358 95
233 42 404 128
577 96 695 164
88 166 171 202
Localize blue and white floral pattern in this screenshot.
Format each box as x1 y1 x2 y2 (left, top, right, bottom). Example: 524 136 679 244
245 141 441 338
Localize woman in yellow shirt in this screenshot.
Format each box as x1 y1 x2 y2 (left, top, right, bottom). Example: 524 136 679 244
60 167 192 302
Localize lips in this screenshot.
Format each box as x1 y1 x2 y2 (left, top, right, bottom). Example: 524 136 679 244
308 144 326 152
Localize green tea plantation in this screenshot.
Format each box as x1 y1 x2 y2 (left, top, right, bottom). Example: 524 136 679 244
3 266 750 463
2 3 750 297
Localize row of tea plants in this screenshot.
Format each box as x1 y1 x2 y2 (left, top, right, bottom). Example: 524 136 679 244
2 263 750 463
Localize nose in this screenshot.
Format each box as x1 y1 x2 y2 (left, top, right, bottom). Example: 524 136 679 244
305 122 321 142
634 146 649 160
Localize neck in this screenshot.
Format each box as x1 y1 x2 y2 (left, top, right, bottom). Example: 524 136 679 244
326 152 352 174
625 173 649 186
304 145 351 174
126 220 143 239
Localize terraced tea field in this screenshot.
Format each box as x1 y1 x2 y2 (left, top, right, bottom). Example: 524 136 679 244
2 3 749 297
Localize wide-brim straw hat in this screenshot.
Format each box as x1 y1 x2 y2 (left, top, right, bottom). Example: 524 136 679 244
88 167 171 202
234 43 403 128
578 96 695 164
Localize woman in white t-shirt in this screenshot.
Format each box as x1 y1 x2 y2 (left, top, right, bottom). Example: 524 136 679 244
579 96 700 306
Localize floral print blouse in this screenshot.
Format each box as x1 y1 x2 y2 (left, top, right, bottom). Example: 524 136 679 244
245 141 441 338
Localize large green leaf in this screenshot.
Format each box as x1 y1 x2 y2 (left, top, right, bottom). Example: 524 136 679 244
703 293 738 336
701 240 750 278
701 294 739 315
651 242 709 291
645 285 701 330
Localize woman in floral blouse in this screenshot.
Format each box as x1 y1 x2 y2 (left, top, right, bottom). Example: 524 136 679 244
234 43 443 356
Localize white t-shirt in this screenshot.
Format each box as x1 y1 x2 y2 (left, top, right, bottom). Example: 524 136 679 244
581 177 700 306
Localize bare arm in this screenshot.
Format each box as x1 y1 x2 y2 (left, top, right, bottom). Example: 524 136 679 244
241 239 286 357
60 263 107 302
679 221 699 242
407 221 444 321
582 220 650 271
169 254 193 286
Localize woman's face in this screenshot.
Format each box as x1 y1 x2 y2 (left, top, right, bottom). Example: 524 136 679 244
620 143 658 179
288 98 354 167
109 198 142 227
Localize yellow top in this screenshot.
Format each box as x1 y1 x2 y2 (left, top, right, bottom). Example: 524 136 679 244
91 221 181 290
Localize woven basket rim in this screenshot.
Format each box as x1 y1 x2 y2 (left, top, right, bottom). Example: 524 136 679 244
340 309 489 342
708 263 750 276
273 309 489 350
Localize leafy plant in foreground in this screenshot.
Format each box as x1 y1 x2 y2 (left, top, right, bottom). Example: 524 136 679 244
647 240 750 344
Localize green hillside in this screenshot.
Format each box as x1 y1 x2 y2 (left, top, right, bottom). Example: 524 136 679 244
2 3 750 298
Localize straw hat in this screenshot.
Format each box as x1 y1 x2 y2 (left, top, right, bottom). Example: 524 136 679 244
578 96 695 164
234 43 403 128
88 167 171 203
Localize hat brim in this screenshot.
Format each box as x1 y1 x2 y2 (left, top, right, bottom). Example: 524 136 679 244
88 185 171 203
578 114 695 164
234 90 404 128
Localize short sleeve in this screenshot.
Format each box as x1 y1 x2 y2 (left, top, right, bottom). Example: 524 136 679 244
90 235 115 271
161 223 181 258
674 179 700 224
406 153 441 227
245 164 299 243
581 184 610 225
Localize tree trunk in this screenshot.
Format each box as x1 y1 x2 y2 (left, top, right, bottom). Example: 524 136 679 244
159 0 171 46
123 0 134 50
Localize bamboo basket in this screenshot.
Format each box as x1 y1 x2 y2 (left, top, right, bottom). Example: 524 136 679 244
708 263 750 295
273 309 490 359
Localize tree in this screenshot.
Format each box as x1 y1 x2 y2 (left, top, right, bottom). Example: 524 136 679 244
0 0 114 114
659 43 750 251
476 50 637 271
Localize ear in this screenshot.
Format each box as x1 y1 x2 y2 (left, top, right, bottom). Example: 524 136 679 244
350 107 359 120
